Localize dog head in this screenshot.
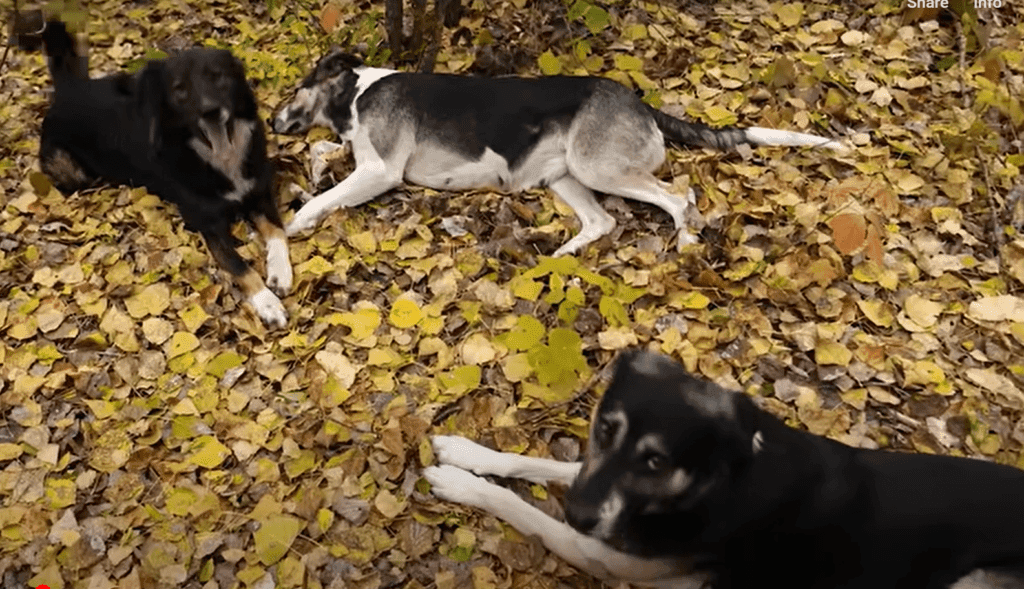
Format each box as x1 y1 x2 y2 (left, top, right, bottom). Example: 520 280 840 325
140 48 256 149
271 48 363 135
564 350 760 555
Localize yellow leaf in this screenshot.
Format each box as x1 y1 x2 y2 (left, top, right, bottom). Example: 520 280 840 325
501 353 532 382
704 105 738 126
253 514 301 566
814 341 852 366
902 360 946 388
390 298 423 328
298 255 334 276
613 54 643 71
142 317 175 345
374 489 406 519
179 304 210 332
0 444 23 460
967 295 1024 323
904 294 943 329
597 326 639 350
348 231 377 254
856 299 894 327
315 345 359 388
168 332 200 358
460 333 496 365
538 51 561 75
965 368 1024 409
772 2 804 27
189 436 231 468
125 283 171 318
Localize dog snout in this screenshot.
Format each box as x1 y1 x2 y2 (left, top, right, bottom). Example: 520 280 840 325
564 500 601 534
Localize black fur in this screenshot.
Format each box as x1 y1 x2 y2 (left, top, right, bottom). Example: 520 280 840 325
35 20 285 302
566 350 1024 589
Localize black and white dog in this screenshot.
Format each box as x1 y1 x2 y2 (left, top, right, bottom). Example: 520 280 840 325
425 350 1024 589
272 49 843 256
33 20 291 327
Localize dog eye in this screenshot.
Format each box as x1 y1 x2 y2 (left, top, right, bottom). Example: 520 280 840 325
595 419 616 447
645 453 668 472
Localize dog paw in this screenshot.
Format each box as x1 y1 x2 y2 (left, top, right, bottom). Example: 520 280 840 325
249 288 287 329
289 183 315 203
423 465 490 508
675 230 699 251
432 435 507 477
285 216 314 236
265 239 292 296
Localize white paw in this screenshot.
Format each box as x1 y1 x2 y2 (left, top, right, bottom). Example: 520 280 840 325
265 237 292 296
423 465 491 508
432 435 506 476
289 183 315 204
249 288 287 329
675 229 700 251
285 212 318 236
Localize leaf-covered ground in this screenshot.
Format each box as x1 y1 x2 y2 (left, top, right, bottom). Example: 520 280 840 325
2 0 1024 587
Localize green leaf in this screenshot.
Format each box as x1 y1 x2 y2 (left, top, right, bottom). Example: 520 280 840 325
583 5 610 34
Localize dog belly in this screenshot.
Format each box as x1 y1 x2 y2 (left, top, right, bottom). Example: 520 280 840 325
508 133 569 191
405 146 513 191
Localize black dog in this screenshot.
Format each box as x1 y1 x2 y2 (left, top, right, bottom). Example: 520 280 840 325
33 20 291 327
428 350 1024 588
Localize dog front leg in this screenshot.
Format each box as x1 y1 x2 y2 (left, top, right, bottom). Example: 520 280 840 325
286 163 401 236
253 214 292 297
424 465 701 587
432 435 581 485
204 228 287 329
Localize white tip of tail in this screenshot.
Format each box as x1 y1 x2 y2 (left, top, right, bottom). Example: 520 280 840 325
744 127 847 151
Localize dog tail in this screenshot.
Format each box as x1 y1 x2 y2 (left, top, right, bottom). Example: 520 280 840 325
35 19 89 86
649 107 844 151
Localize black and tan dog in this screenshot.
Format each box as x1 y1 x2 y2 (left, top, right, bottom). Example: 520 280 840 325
426 350 1024 588
31 20 291 327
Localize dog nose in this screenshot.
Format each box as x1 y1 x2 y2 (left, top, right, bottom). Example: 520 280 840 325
564 501 600 534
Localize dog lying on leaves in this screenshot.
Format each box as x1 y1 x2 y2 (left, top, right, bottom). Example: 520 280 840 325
425 350 1024 588
31 20 291 327
272 49 843 256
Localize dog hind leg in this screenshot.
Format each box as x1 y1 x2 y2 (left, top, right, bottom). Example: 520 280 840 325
432 435 581 485
582 171 699 251
548 176 617 257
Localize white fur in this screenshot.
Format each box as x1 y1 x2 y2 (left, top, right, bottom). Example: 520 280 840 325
248 287 286 328
591 489 624 540
743 127 845 151
432 435 581 486
426 436 708 589
265 236 291 295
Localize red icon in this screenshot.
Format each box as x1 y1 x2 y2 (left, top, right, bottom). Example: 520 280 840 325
38 585 51 589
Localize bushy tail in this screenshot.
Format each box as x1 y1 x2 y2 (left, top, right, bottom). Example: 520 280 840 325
40 20 88 85
649 107 844 151
15 16 89 86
